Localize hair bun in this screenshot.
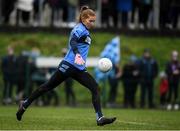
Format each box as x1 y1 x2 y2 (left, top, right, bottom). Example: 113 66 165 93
80 5 89 12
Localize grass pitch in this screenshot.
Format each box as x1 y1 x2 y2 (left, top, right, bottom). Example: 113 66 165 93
0 106 180 130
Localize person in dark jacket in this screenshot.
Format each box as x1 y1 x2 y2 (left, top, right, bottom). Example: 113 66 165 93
107 64 121 106
130 0 140 28
122 55 140 108
48 0 68 26
169 0 180 29
139 49 158 108
159 0 171 29
101 0 110 27
15 52 29 102
1 46 17 105
1 0 16 24
138 0 153 29
62 48 76 106
116 0 132 28
165 50 180 105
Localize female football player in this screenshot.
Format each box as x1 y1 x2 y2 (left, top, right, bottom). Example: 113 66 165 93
16 6 116 126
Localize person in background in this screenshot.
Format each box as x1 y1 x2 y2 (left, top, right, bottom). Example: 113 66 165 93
101 0 110 28
1 46 17 105
107 64 121 107
99 36 121 107
43 68 60 106
165 50 180 110
16 0 34 26
16 51 29 102
122 55 140 108
62 48 76 106
47 0 61 27
169 0 180 29
30 48 59 106
139 49 158 108
130 0 140 29
68 0 78 27
159 0 171 29
138 0 153 29
33 0 46 26
116 0 132 28
1 0 16 25
59 0 68 24
109 0 118 27
159 71 168 108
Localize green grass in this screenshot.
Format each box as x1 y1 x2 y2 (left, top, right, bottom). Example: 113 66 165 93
0 106 180 130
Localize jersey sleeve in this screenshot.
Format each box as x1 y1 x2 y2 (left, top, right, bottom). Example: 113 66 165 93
70 28 89 54
70 34 80 54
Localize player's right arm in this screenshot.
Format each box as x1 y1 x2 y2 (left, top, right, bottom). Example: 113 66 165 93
70 30 85 65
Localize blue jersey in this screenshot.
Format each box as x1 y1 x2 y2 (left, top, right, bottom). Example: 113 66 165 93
64 23 91 70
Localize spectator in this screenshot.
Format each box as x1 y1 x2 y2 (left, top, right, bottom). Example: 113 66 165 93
159 0 171 29
122 55 140 108
95 36 120 107
1 46 17 105
109 0 118 27
94 67 108 107
116 0 132 28
47 0 61 27
159 71 168 107
64 78 76 106
16 51 29 102
101 0 110 27
62 48 76 106
59 0 68 24
1 0 16 25
23 48 40 98
107 63 121 106
16 0 34 26
165 51 180 108
105 37 121 107
68 0 78 26
33 0 47 26
48 0 68 27
130 0 140 29
169 0 180 29
139 49 158 108
138 0 153 29
32 67 60 106
44 68 60 106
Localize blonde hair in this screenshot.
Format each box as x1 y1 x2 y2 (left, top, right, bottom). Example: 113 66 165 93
78 6 96 23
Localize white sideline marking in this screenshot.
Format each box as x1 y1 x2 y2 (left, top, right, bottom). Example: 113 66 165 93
118 120 166 128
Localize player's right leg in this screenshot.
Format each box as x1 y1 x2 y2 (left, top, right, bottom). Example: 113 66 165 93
72 70 116 126
16 69 67 121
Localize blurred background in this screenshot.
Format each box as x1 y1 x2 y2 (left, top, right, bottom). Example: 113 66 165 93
0 0 180 111
0 0 180 29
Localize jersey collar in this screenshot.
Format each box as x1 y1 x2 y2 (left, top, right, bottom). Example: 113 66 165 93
81 22 89 31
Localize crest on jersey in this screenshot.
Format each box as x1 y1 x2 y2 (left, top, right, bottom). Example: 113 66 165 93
85 36 91 44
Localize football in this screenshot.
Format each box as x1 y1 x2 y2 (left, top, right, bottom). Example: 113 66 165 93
98 58 112 72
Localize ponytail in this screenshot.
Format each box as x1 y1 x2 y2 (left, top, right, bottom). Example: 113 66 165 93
78 5 95 23
80 5 89 13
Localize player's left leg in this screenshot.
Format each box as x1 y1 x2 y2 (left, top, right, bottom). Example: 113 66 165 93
72 70 116 126
16 69 67 121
